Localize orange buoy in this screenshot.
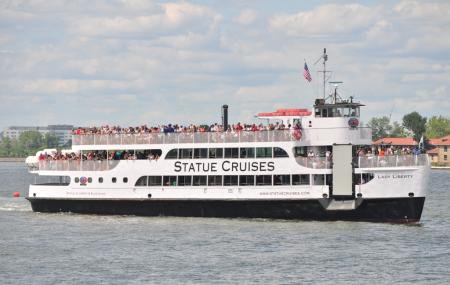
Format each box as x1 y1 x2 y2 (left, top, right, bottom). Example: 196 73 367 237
13 192 20 198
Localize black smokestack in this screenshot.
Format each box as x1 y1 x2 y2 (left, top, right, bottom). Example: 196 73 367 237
222 105 228 131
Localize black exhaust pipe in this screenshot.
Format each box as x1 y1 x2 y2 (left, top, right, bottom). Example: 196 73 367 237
222 105 228 132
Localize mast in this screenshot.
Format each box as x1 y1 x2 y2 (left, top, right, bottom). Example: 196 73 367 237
314 48 330 99
322 48 327 99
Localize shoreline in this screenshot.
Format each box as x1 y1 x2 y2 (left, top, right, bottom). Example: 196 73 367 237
0 157 25 162
431 166 450 170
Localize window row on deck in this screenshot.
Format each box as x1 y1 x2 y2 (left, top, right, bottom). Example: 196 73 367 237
165 147 289 159
134 174 320 187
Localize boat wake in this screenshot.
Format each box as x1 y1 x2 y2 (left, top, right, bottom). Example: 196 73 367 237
0 197 32 212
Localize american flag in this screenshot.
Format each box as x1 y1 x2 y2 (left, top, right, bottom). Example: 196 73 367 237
304 62 312 82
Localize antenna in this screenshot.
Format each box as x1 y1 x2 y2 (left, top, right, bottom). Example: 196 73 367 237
329 81 343 104
314 48 331 99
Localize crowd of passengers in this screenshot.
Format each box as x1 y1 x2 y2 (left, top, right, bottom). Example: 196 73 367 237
72 122 302 135
356 145 422 156
38 150 160 162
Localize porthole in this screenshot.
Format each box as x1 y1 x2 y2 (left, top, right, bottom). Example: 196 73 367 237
98 177 103 183
112 177 117 183
123 177 128 183
75 177 80 183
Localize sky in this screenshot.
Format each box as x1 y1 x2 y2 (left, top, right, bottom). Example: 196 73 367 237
0 0 449 131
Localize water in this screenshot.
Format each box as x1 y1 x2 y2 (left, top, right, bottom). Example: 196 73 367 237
0 162 449 284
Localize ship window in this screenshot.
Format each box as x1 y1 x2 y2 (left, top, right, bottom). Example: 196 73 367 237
240 147 255 158
224 175 238 186
148 176 162 186
88 177 92 183
194 148 208 159
355 173 374 185
315 108 321 117
208 175 222 186
224 148 239 158
256 147 272 158
75 177 80 183
313 174 325 185
136 149 162 160
123 177 128 183
322 108 328 117
135 176 148 186
274 175 290 186
193 175 207 186
256 175 271 186
165 149 178 159
112 177 117 183
209 148 223 159
294 147 307 157
239 175 254 186
292 174 309 185
179 148 193 159
274 147 289 158
178 176 192 186
98 177 103 183
163 176 177 186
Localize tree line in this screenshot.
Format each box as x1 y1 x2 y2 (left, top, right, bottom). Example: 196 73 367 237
0 132 62 157
367 112 450 143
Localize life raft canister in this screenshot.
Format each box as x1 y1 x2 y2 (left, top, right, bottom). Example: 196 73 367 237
348 118 359 128
293 129 302 140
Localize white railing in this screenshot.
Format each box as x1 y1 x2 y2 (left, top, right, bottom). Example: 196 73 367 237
34 160 120 171
356 154 429 168
295 157 332 169
72 127 372 146
72 130 299 146
295 154 428 169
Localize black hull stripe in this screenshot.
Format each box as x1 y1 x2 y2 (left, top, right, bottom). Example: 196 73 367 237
27 197 425 223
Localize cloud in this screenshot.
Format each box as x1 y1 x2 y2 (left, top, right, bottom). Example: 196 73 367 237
269 4 380 36
394 1 450 22
71 2 221 38
0 1 449 132
20 79 130 94
236 10 258 25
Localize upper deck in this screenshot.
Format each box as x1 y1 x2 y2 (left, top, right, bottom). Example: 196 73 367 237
71 128 372 148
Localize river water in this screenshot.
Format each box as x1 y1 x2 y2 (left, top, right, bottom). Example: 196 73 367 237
0 162 449 284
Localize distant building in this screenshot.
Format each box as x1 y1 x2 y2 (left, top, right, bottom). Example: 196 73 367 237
428 135 450 166
372 136 450 166
372 137 417 147
2 125 73 146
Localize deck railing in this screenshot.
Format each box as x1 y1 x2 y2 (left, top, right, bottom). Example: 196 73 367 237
355 154 429 168
295 157 332 169
295 154 429 169
31 160 120 171
72 130 299 146
72 128 372 146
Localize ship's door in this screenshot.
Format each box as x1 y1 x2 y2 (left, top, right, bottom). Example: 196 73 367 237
332 144 354 198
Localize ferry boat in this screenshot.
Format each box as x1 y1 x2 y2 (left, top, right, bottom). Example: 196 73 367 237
25 52 430 223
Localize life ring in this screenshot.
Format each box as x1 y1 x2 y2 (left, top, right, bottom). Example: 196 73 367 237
293 130 302 140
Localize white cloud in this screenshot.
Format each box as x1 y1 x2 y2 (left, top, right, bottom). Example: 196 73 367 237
71 2 221 37
394 1 450 22
20 79 130 94
269 4 380 36
236 10 258 25
0 1 449 131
